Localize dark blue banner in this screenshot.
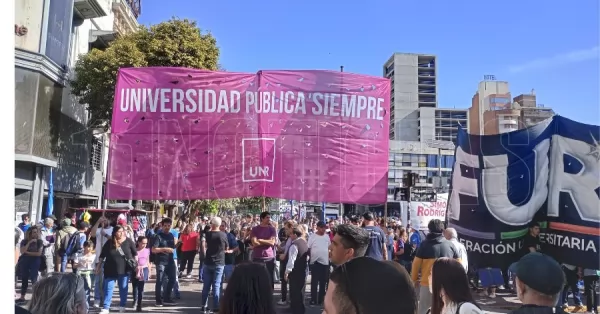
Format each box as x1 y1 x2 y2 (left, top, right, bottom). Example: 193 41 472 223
448 116 600 269
45 0 74 67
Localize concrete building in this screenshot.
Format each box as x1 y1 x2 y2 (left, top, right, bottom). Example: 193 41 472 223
468 78 556 135
384 53 438 141
513 90 555 127
15 0 140 222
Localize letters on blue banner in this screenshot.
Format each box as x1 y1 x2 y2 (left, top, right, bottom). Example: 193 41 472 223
448 116 600 269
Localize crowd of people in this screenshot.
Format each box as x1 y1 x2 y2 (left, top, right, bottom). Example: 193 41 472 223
13 211 599 314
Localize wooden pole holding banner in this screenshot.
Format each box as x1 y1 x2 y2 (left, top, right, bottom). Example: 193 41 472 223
262 197 266 212
384 171 389 227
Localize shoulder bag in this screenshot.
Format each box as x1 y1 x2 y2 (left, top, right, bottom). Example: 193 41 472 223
117 240 138 272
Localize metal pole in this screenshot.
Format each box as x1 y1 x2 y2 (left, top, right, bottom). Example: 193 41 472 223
340 66 344 72
438 148 443 192
262 197 266 211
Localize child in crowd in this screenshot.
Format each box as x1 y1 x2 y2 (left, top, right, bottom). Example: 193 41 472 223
77 241 96 307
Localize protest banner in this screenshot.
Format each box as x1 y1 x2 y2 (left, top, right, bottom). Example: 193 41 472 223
409 193 448 230
448 116 600 269
106 68 391 204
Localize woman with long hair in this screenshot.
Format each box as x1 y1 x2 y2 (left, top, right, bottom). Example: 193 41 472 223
95 225 137 313
428 257 482 314
132 236 151 312
28 272 87 314
17 225 44 303
219 262 277 314
179 223 199 278
395 227 414 273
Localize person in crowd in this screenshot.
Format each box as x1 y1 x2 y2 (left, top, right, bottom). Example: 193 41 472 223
90 216 113 308
233 229 247 264
55 218 77 272
272 221 281 283
163 221 181 299
409 225 423 249
132 236 151 312
508 221 541 289
285 227 310 314
76 241 96 308
201 216 229 314
198 224 210 282
323 257 417 314
362 212 388 261
71 221 90 273
221 222 239 282
386 227 396 261
429 257 482 314
178 223 199 279
444 228 468 272
328 224 370 266
412 219 460 314
583 268 599 314
277 220 297 305
28 272 87 314
40 217 55 276
219 262 277 314
395 227 414 273
97 224 137 314
151 218 177 307
509 252 566 314
18 214 31 232
17 225 44 303
560 264 583 312
307 221 331 307
250 211 277 288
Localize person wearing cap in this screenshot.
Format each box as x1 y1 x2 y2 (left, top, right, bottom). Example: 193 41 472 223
323 257 417 314
510 252 566 314
285 226 309 314
362 212 388 261
55 218 77 272
307 221 331 307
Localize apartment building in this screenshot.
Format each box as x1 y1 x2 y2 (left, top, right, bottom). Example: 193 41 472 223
15 0 141 222
513 90 555 127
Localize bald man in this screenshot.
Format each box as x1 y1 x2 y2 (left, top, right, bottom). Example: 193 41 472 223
444 228 468 271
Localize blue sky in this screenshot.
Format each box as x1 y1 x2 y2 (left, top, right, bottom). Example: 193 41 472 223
139 0 600 125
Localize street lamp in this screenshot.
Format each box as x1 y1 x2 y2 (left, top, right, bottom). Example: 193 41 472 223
424 139 455 193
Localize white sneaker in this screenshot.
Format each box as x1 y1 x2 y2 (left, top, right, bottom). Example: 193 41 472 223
93 302 100 308
119 307 125 313
99 310 109 314
277 300 287 305
489 292 497 298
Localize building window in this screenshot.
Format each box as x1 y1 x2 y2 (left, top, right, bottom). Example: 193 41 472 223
90 136 102 171
427 155 438 168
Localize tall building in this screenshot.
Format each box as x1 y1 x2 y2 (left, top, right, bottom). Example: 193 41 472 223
384 53 438 141
15 0 141 222
468 77 522 135
468 77 556 135
513 90 555 127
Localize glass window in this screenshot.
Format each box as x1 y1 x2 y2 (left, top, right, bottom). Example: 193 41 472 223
410 154 419 163
388 153 394 161
418 154 427 162
402 162 411 167
445 156 455 168
418 162 427 167
427 155 438 168
411 162 419 167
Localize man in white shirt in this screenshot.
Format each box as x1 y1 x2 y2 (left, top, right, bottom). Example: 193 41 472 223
444 228 468 272
307 221 331 307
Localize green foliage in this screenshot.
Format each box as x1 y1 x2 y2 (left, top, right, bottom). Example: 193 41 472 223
191 200 219 216
239 197 276 211
70 18 220 129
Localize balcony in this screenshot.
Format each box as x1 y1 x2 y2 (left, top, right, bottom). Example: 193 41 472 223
113 0 140 35
74 0 108 19
418 78 436 86
418 89 435 94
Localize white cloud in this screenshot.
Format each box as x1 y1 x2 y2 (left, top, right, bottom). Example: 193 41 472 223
508 46 600 73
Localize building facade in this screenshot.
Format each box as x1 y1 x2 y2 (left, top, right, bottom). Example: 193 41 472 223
468 78 555 135
15 0 140 222
384 53 438 141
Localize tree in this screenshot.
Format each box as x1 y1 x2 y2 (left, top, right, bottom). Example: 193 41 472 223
239 197 276 212
70 18 220 130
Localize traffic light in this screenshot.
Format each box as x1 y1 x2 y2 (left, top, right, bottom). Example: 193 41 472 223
404 171 418 187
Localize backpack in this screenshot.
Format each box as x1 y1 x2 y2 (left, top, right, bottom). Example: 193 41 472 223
65 231 82 256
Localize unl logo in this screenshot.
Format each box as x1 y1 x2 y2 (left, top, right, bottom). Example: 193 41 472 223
242 138 276 182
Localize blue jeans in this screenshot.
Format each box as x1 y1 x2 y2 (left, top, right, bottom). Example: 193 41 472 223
19 256 41 296
508 262 518 289
201 265 224 309
224 265 234 281
162 260 180 298
60 255 68 272
102 274 129 310
155 263 177 303
94 263 104 303
561 266 583 306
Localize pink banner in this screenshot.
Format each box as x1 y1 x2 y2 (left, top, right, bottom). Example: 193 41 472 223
106 67 390 204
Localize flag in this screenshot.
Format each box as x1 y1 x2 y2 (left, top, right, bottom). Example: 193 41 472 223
46 167 54 218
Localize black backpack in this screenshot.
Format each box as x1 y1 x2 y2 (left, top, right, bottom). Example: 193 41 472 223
65 232 83 256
